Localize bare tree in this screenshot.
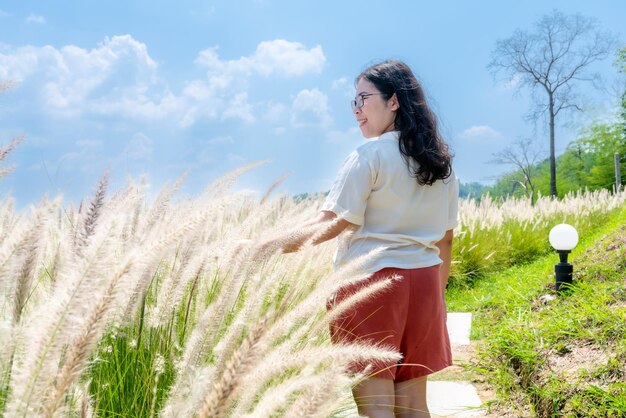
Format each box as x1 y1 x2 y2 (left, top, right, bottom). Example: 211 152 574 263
490 137 542 203
489 10 617 197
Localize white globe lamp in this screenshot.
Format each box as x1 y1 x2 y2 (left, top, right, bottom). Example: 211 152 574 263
549 224 578 292
549 224 579 251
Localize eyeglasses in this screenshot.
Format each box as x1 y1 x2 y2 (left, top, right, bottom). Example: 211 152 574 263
351 93 384 111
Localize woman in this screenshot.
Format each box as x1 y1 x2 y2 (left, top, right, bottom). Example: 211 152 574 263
265 60 458 418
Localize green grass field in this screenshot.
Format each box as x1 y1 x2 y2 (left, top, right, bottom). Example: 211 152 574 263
447 205 626 417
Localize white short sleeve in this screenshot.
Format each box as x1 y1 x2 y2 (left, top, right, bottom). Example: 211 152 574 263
322 150 374 226
447 173 459 230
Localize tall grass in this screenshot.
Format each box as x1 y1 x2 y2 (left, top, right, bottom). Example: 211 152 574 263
0 154 624 416
450 190 626 287
0 166 400 417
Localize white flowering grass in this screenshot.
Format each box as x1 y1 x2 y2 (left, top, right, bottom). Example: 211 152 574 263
450 189 626 286
0 168 399 418
0 165 624 417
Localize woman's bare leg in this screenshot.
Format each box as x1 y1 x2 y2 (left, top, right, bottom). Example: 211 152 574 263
352 377 395 418
393 376 430 417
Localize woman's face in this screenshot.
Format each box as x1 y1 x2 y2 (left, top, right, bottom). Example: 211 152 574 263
353 77 398 138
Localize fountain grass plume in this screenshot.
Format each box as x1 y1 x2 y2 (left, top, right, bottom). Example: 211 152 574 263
76 171 109 254
258 246 384 349
12 199 58 325
41 256 135 417
162 210 327 415
260 171 292 205
227 249 389 416
175 239 262 365
209 247 304 375
141 171 188 236
149 247 208 327
196 316 268 418
230 343 400 416
200 160 270 199
282 369 352 418
242 374 324 417
6 177 216 416
0 196 16 232
0 135 25 164
164 255 252 406
313 275 397 337
161 300 220 416
0 80 18 92
0 214 28 293
5 226 119 417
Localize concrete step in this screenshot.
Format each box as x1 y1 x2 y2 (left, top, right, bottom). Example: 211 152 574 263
428 381 485 417
427 312 486 417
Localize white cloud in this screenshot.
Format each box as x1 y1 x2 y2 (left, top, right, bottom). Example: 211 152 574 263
58 138 105 173
227 153 246 167
221 92 255 124
196 136 235 164
326 126 361 142
195 39 325 78
0 36 327 127
183 39 326 126
177 39 326 126
273 127 286 135
253 40 325 76
291 88 332 128
26 14 45 24
89 91 184 120
189 5 216 18
263 102 288 122
332 77 348 89
0 9 11 18
459 125 504 141
331 76 355 99
0 35 160 117
75 139 102 148
207 135 234 145
196 147 215 164
124 133 153 160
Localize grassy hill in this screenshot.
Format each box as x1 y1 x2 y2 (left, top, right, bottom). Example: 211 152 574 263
447 205 626 417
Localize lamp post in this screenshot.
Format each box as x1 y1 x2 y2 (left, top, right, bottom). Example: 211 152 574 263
549 224 579 292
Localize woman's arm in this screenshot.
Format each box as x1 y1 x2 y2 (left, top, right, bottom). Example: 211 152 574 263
435 229 454 291
262 210 355 254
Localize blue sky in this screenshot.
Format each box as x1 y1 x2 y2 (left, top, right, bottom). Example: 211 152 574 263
0 1 624 207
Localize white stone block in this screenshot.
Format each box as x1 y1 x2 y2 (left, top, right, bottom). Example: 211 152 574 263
428 381 485 417
447 312 472 346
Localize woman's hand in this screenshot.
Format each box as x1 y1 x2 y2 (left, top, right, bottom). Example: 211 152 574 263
253 211 355 255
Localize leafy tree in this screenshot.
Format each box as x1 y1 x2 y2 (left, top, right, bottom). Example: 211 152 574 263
459 182 485 199
566 123 626 190
489 10 617 197
558 141 586 191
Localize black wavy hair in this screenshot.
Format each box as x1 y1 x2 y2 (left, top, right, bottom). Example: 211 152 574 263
357 60 453 185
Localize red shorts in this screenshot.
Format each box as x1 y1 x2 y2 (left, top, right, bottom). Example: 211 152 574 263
328 266 451 382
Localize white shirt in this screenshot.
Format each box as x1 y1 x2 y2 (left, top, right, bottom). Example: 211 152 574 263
322 131 459 274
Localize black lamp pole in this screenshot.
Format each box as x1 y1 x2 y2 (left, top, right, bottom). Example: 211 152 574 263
555 249 573 292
